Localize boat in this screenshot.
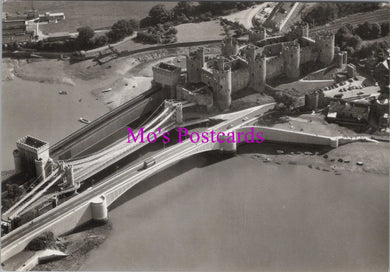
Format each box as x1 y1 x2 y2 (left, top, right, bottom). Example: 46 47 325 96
79 118 91 124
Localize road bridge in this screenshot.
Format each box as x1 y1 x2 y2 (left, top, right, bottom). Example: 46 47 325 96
2 102 378 262
1 103 276 262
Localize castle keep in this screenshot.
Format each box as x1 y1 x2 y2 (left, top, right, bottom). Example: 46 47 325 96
153 24 343 111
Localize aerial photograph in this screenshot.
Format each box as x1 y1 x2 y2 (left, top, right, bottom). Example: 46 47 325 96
1 0 389 271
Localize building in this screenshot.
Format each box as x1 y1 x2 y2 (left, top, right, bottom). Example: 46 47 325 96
327 100 370 125
154 24 342 112
374 57 390 97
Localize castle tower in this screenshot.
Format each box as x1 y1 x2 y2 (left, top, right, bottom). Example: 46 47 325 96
186 47 205 83
296 23 309 38
213 57 232 111
249 27 266 43
15 136 50 178
282 41 300 80
315 31 335 65
221 36 239 57
247 46 266 93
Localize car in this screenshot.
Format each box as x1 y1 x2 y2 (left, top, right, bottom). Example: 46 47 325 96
79 118 91 124
102 88 112 93
348 79 353 83
357 91 364 95
143 159 156 169
227 124 234 129
242 117 249 121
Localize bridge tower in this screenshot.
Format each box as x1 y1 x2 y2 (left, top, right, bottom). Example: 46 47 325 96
186 47 205 83
164 100 183 124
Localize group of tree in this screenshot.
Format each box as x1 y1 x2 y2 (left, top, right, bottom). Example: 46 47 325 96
136 22 178 44
335 22 389 57
140 2 259 27
1 184 24 212
302 3 381 27
26 231 56 251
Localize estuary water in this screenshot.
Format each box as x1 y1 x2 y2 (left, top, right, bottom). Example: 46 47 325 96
81 155 388 271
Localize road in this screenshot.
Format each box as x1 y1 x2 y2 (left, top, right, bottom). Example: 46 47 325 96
1 103 275 260
223 3 272 29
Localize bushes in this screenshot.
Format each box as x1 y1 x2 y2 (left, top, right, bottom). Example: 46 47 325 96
26 232 56 251
136 24 177 44
335 21 390 58
107 19 138 43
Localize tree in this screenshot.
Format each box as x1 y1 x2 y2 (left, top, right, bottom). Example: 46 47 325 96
370 23 382 39
108 19 135 42
173 1 193 18
94 35 109 47
128 19 139 30
149 4 170 24
77 26 94 46
381 22 389 37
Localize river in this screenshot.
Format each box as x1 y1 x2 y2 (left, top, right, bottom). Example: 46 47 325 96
81 154 388 271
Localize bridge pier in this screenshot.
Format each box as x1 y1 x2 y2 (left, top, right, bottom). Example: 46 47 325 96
220 133 237 154
90 196 108 224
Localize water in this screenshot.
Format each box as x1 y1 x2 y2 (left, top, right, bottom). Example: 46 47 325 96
1 77 107 170
81 155 388 271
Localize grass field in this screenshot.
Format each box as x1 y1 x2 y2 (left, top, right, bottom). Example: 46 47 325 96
3 1 177 33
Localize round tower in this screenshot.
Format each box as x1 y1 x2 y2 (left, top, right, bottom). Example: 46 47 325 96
13 149 22 174
315 31 335 65
249 53 266 93
213 58 232 111
282 42 300 80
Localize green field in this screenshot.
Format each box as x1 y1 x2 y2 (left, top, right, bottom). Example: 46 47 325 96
3 1 177 33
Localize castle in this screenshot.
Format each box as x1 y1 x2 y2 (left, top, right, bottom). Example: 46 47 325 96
153 24 347 111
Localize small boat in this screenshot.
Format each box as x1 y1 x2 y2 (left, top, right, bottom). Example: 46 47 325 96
79 118 91 124
102 88 112 93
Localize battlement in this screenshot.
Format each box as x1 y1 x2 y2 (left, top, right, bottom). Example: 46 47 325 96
16 135 49 155
249 28 267 42
189 47 205 61
281 41 300 52
314 31 334 40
